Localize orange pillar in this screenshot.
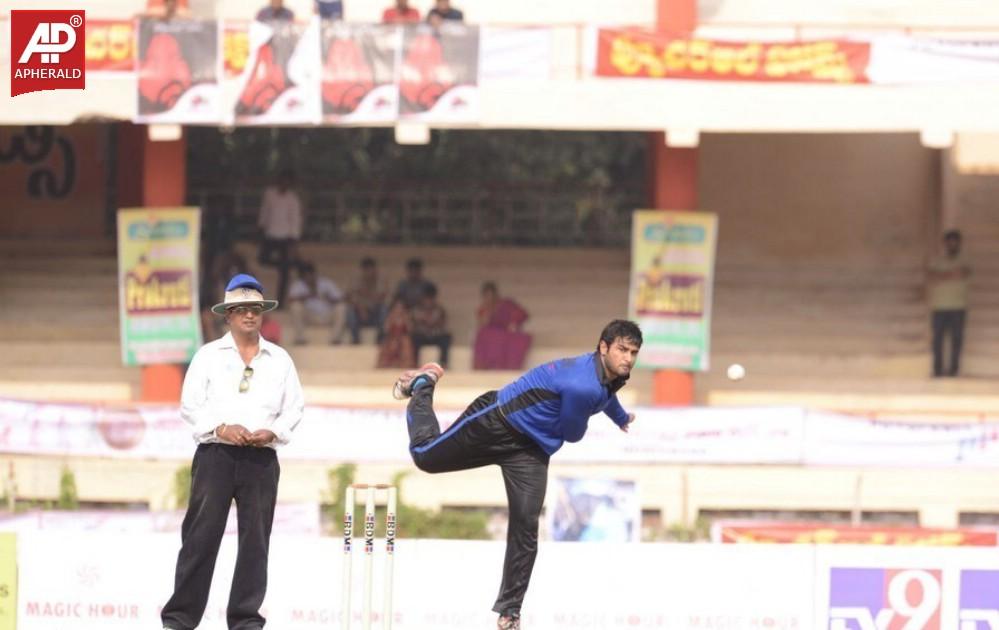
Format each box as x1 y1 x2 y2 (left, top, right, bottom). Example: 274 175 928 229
647 0 698 407
657 0 697 34
142 129 187 206
121 124 188 401
647 135 699 406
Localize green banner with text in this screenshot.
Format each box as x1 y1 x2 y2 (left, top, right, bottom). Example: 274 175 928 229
0 533 15 630
117 208 203 365
629 210 718 371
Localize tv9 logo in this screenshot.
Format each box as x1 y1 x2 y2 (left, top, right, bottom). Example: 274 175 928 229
10 10 86 96
828 568 941 630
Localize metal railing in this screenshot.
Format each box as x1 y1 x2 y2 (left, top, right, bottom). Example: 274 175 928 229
188 185 641 247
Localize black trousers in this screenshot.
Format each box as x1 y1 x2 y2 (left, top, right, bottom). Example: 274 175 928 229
412 332 453 368
257 238 294 304
932 309 967 377
407 387 549 617
162 444 280 630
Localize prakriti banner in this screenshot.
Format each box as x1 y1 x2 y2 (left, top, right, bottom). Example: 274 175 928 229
233 19 321 124
136 18 221 122
321 22 398 123
399 23 480 123
116 208 202 366
629 210 717 371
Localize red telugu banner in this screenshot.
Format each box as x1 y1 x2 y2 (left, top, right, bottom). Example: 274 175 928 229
596 28 871 84
86 19 135 72
718 522 998 546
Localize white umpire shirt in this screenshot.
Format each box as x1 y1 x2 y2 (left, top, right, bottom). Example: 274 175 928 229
180 332 305 447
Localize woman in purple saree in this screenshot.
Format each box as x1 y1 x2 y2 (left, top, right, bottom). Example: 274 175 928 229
473 282 532 370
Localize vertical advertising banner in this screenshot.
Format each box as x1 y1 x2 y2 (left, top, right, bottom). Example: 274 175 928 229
234 19 321 124
117 208 202 366
399 23 479 123
136 18 221 123
0 533 15 630
321 22 398 123
629 210 718 371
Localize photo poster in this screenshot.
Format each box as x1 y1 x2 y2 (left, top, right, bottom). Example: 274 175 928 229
135 18 221 123
547 477 640 543
320 22 398 123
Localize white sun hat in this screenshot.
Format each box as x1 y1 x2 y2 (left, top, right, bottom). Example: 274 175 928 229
211 273 279 315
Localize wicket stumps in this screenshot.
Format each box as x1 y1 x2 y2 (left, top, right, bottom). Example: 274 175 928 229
342 483 397 630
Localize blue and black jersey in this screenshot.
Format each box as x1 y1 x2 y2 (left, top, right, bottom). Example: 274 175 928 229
404 350 632 616
497 352 630 455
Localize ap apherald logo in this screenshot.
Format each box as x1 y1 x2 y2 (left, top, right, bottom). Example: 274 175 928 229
10 10 86 97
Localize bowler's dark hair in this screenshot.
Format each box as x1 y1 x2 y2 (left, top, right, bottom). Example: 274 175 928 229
406 258 423 270
361 257 376 268
597 320 643 351
944 230 962 241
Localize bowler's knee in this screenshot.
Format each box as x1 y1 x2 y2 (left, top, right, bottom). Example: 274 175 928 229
410 451 446 474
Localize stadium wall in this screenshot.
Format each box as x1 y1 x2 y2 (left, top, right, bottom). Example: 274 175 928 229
10 531 999 629
700 132 938 267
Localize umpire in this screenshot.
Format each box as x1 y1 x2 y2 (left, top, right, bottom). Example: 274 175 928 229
162 274 305 630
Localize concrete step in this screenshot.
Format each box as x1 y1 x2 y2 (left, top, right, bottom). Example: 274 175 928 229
0 363 653 407
0 380 136 402
711 317 925 335
290 343 590 372
236 241 631 266
0 273 118 290
0 321 120 342
0 365 139 382
711 336 921 354
0 239 116 256
0 257 119 274
3 291 120 308
3 342 124 366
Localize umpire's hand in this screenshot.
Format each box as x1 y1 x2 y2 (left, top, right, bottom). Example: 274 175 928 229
220 423 252 446
248 429 277 447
